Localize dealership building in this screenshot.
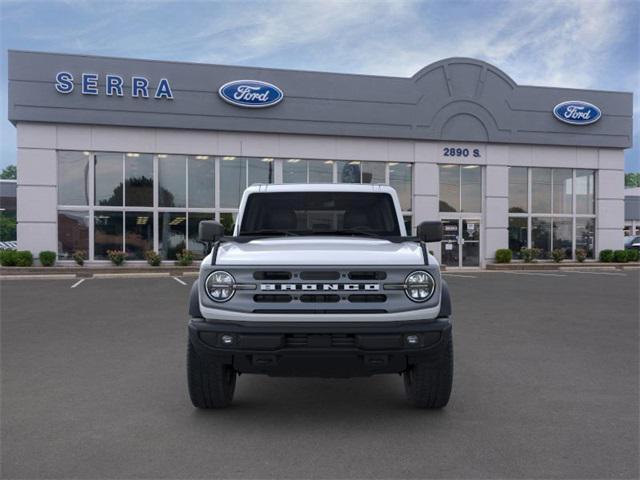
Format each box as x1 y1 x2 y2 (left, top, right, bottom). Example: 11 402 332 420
7 50 633 267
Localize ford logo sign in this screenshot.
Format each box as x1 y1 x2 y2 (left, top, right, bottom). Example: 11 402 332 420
553 100 601 125
218 80 283 108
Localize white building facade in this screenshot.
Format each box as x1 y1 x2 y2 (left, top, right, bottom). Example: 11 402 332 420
8 51 633 267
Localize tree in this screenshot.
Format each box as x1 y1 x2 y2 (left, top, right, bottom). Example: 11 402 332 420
1 165 16 179
625 173 640 188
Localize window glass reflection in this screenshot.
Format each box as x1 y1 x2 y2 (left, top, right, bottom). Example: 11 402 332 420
309 160 333 183
125 153 153 207
508 167 528 213
188 156 215 208
58 210 89 259
361 162 385 184
283 159 307 183
390 163 412 211
439 165 459 212
552 217 572 258
338 161 361 183
576 218 595 258
508 217 527 258
220 157 246 208
188 212 214 259
95 153 123 206
575 170 595 214
220 212 237 236
158 155 186 207
552 169 572 214
159 212 186 260
58 151 90 205
531 168 552 213
249 158 274 185
125 212 153 260
94 211 123 259
531 217 551 259
461 165 481 212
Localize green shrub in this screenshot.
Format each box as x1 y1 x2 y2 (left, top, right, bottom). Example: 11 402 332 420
107 250 127 266
15 250 33 267
520 247 542 263
575 249 587 263
175 249 194 266
0 249 18 266
39 250 57 267
551 249 565 263
495 249 512 263
599 249 614 262
73 250 87 266
613 250 628 263
145 250 161 266
626 249 639 262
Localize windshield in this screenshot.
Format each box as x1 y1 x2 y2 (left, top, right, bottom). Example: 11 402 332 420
239 191 401 236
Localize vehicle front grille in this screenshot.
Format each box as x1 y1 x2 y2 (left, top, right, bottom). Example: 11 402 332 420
284 334 356 348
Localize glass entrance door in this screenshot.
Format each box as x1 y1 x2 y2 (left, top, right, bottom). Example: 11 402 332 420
440 218 480 267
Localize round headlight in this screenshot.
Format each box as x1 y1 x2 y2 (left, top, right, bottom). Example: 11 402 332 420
205 271 236 302
404 270 435 302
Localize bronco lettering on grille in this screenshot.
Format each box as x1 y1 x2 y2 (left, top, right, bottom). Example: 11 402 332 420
260 283 379 291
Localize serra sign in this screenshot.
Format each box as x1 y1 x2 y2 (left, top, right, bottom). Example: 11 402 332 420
218 80 283 108
553 101 601 125
55 72 174 99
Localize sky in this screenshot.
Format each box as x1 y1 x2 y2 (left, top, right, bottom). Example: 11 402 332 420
0 0 638 172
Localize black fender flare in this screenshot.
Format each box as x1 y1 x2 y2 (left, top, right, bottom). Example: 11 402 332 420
438 278 452 318
189 281 203 318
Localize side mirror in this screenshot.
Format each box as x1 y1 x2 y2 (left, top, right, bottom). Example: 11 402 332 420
199 220 224 243
417 221 442 243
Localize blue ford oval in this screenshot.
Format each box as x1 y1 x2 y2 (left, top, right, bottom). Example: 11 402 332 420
553 100 601 125
218 80 284 108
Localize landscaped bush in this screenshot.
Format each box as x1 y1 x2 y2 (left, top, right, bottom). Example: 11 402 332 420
551 249 565 263
626 249 639 262
107 250 127 266
599 249 614 262
73 250 87 266
575 249 587 263
0 249 18 266
495 249 512 263
39 250 57 267
145 250 161 266
175 249 194 266
520 247 542 263
15 250 34 267
613 250 628 263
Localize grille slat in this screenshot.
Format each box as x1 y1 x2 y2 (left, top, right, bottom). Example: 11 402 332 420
348 294 387 303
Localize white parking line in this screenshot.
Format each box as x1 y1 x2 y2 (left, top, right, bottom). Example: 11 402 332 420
442 273 477 278
568 270 626 276
499 271 567 277
173 276 187 285
70 278 85 288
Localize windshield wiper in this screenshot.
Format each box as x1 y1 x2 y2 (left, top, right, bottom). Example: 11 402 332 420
239 229 300 237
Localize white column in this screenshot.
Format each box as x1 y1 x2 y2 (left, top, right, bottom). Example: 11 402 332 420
16 123 58 257
484 165 509 263
413 142 440 259
596 149 625 252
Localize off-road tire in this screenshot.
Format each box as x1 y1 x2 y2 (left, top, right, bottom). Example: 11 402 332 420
403 336 453 408
187 340 236 408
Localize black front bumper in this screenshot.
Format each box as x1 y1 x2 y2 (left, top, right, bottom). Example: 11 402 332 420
188 318 452 378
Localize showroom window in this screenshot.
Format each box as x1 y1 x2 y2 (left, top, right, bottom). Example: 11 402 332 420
508 167 596 259
438 165 482 213
57 151 414 260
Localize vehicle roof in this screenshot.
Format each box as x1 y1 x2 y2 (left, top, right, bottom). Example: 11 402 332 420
244 183 397 194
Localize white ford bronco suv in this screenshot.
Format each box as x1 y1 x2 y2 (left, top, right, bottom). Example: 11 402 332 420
188 183 452 408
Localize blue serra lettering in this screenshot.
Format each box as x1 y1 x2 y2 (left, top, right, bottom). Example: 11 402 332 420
54 72 173 100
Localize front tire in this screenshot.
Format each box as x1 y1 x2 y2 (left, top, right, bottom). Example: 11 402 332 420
187 340 236 408
404 336 453 408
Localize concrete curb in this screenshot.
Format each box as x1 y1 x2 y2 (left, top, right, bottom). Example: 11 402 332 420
486 262 638 271
0 265 199 278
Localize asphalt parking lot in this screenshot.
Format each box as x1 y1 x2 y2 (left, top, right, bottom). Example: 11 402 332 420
1 269 638 479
